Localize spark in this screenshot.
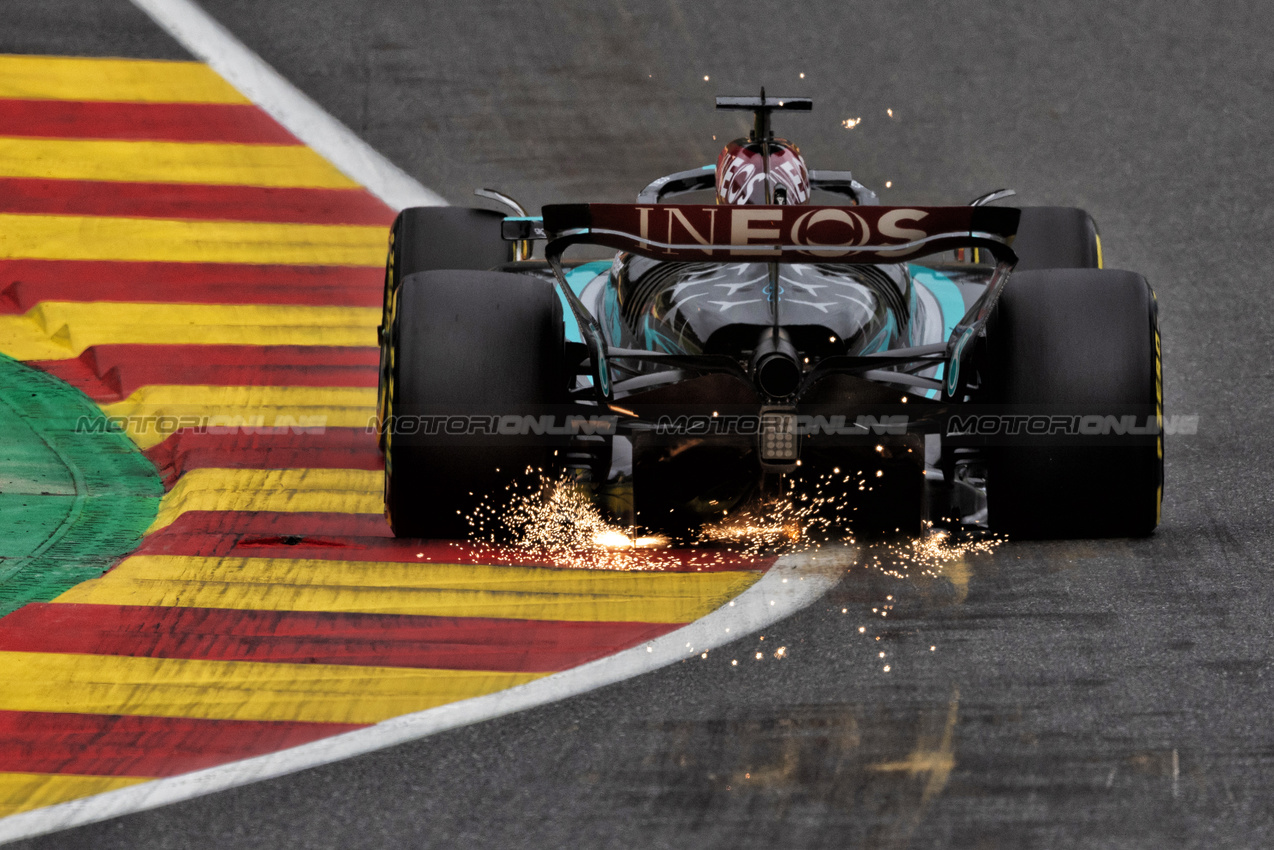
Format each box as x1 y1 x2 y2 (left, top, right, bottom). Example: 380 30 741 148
593 529 667 549
800 72 806 79
464 472 691 571
460 457 995 598
841 117 862 130
703 75 710 81
860 528 1003 583
887 108 894 118
774 646 787 659
885 180 893 188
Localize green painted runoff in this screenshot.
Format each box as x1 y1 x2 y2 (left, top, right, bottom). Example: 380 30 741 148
0 353 162 616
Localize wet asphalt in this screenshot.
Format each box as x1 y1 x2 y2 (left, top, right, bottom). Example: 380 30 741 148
6 1 1274 847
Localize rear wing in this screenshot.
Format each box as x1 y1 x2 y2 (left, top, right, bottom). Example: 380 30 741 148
500 203 1020 402
501 202 1019 266
517 203 1019 265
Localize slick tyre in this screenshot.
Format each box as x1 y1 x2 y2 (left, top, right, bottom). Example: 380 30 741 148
383 270 566 538
982 268 1162 538
377 207 513 450
1013 207 1102 271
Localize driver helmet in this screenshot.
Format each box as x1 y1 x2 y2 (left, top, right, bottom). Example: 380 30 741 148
715 137 810 205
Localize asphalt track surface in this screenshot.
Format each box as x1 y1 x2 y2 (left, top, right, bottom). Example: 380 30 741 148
5 1 1274 847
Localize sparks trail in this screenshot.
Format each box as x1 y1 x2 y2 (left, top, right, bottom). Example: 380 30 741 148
459 466 1001 575
458 468 891 570
462 470 683 572
861 526 1003 581
692 471 858 557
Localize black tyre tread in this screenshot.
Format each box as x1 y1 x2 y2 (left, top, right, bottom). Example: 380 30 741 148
385 270 564 538
1014 207 1101 271
391 207 512 279
984 268 1161 538
377 207 513 451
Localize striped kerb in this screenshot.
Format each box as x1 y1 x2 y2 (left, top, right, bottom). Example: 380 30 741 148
0 54 768 820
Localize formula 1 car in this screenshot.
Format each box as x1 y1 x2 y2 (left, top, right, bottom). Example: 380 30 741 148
377 93 1162 541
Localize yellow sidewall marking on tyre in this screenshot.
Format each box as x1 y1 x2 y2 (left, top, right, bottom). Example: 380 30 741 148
1154 313 1163 523
0 55 248 104
0 651 545 725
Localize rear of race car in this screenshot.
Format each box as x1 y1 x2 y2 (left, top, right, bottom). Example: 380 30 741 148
376 94 1160 542
478 201 1022 540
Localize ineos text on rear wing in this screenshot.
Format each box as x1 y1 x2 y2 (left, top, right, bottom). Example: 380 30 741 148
504 203 1020 265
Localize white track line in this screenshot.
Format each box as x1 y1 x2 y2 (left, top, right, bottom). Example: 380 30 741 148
0 549 850 844
130 0 446 209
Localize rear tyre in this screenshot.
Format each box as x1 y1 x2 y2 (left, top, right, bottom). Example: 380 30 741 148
982 269 1162 538
384 270 565 538
1013 207 1102 270
378 207 512 450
